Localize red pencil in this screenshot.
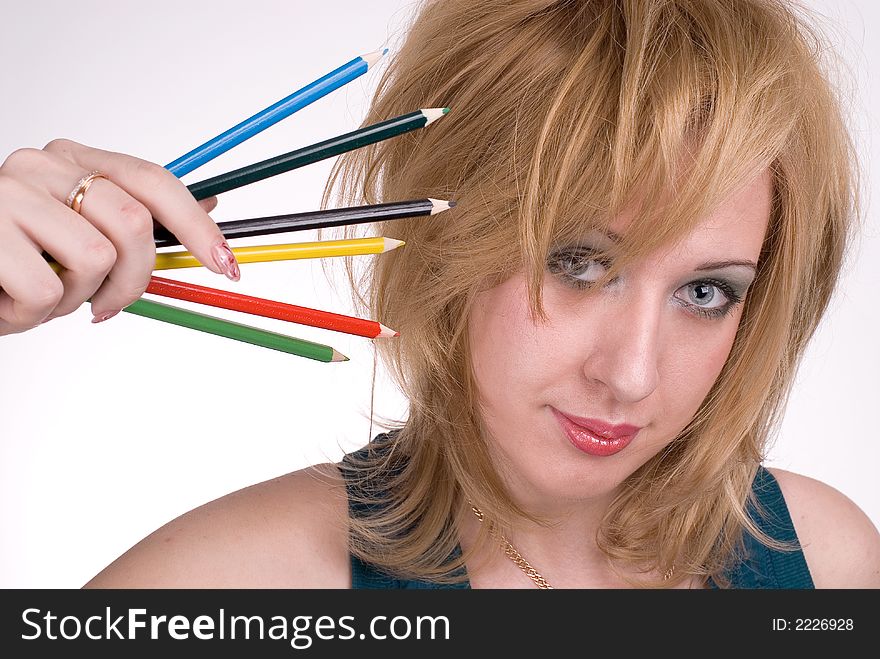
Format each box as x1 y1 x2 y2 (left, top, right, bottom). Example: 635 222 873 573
145 276 398 339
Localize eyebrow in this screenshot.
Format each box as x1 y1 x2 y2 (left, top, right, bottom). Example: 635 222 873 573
596 230 758 272
693 259 757 272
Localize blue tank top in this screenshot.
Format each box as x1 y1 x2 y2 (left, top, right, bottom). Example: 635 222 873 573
342 436 814 589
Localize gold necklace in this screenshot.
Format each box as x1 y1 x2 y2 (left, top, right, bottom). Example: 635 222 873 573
470 505 674 588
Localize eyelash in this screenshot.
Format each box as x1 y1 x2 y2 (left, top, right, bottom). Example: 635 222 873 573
681 278 743 319
546 249 745 320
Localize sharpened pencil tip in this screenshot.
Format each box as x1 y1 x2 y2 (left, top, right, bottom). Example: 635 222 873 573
448 200 457 207
362 49 387 68
377 323 400 338
422 108 450 125
428 198 456 214
382 238 406 251
332 349 349 362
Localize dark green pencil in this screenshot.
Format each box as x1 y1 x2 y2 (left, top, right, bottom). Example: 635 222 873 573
123 298 348 363
185 108 450 201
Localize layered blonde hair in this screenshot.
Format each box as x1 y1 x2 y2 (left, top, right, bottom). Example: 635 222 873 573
324 0 859 587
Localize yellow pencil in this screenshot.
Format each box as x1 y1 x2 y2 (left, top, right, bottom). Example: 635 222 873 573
47 237 405 274
155 236 404 271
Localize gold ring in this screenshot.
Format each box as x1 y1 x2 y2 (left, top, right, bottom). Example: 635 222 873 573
65 170 108 214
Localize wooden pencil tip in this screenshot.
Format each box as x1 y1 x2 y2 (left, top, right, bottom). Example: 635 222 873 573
422 108 450 125
332 349 349 362
382 238 406 251
377 323 399 338
429 198 456 214
361 49 387 68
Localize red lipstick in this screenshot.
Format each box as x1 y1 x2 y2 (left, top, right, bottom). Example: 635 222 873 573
551 408 642 457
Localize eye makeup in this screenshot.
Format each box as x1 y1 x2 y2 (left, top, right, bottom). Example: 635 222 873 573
546 246 612 287
545 246 753 320
673 278 744 319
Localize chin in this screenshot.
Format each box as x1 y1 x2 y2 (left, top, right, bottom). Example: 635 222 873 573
503 448 635 504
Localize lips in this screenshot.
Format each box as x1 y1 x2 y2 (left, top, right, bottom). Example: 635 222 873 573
554 411 642 440
551 407 642 457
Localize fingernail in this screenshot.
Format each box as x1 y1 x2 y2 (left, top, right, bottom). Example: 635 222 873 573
212 240 241 282
92 310 120 324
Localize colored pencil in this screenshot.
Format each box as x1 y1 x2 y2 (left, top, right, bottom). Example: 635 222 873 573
153 198 454 248
186 108 450 200
146 275 398 339
122 298 348 362
187 108 449 199
46 237 404 275
154 237 404 271
164 49 387 178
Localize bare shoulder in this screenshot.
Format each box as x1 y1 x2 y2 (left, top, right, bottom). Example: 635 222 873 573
766 467 880 588
84 463 351 588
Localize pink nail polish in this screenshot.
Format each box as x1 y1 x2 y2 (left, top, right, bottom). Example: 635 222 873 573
212 241 241 282
92 310 120 324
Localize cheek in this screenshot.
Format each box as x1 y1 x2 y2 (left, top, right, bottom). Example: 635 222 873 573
660 322 740 422
468 278 550 403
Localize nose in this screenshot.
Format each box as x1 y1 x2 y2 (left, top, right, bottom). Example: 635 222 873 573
582 293 662 404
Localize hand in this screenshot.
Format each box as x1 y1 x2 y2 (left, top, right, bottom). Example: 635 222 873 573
0 138 239 334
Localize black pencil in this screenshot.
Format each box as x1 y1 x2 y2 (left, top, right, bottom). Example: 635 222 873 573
186 109 450 201
153 198 456 248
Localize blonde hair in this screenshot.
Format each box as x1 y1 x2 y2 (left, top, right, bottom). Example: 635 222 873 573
325 0 860 587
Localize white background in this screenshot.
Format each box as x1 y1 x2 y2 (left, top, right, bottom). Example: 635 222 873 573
0 0 876 588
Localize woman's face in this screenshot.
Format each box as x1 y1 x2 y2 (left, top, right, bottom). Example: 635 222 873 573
468 171 772 505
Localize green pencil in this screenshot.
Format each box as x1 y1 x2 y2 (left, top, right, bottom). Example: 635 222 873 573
122 298 348 363
186 108 450 200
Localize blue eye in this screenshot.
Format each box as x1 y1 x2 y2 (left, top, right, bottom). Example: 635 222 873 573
681 282 723 307
547 249 611 288
548 249 746 320
673 279 743 319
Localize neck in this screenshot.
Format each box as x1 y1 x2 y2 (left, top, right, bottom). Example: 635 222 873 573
459 493 623 588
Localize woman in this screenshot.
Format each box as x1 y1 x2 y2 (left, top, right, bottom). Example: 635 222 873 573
4 0 878 588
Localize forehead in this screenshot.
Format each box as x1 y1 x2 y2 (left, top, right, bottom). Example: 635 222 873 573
609 170 772 262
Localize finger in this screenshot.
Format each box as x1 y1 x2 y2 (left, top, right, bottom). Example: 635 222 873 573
44 139 240 281
6 175 121 319
0 175 119 322
9 151 155 319
198 196 218 213
66 177 156 319
0 227 62 334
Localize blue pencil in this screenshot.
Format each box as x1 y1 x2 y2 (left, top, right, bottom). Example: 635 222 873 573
164 48 388 178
